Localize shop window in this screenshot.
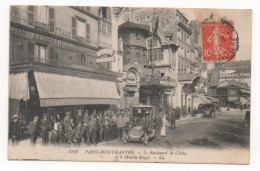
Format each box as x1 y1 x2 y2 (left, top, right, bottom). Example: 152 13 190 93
27 6 34 26
34 44 47 63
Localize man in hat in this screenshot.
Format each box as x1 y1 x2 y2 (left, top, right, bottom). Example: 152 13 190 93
40 113 50 145
83 110 90 125
75 110 83 126
82 122 90 145
117 112 124 139
110 111 117 140
9 115 20 145
103 113 110 142
97 111 104 142
154 111 163 141
91 109 97 118
28 116 39 145
64 112 73 144
89 115 97 144
72 121 83 146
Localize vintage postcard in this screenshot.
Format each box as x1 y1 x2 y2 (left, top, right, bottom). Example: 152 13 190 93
8 6 251 164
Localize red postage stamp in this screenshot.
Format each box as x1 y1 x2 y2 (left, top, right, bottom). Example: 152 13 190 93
201 20 239 62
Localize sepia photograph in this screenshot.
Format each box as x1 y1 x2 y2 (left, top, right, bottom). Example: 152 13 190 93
7 5 252 164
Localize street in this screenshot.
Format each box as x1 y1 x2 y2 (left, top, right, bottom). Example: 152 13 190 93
98 109 250 149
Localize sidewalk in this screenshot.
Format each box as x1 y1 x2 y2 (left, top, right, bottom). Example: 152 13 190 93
178 113 203 122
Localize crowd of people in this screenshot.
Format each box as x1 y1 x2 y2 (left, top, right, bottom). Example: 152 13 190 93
10 109 132 146
9 107 183 146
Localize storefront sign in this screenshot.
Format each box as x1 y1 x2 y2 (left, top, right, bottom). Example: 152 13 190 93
32 33 96 56
10 27 96 56
220 70 250 78
96 57 115 63
97 48 115 57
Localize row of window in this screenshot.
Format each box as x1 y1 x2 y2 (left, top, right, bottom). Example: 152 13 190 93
178 46 190 59
178 60 191 73
178 28 190 44
11 6 112 45
147 49 164 61
26 41 88 66
134 15 152 23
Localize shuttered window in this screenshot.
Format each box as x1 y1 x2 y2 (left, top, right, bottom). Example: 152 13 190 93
49 47 57 65
72 17 77 38
28 6 34 26
86 23 90 43
49 8 55 32
27 41 34 61
11 6 19 22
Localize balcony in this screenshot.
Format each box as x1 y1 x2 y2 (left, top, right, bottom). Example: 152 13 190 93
10 13 98 47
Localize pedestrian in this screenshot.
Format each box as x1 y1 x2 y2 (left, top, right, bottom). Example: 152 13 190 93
111 111 117 140
154 111 163 141
83 110 90 124
56 123 66 145
40 113 50 145
89 115 97 144
82 123 90 145
28 116 39 145
75 110 83 126
170 109 176 129
103 114 110 141
161 113 168 136
182 105 187 118
91 109 97 118
97 112 104 142
63 112 73 144
72 121 83 146
10 115 20 145
117 113 124 139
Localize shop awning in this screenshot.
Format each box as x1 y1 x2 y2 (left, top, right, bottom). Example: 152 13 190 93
34 72 120 107
9 72 29 101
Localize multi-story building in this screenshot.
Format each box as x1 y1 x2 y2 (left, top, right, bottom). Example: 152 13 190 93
206 60 251 106
117 21 177 110
9 6 122 122
119 8 202 111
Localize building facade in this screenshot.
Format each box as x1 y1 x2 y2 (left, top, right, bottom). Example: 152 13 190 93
9 6 122 123
118 8 203 112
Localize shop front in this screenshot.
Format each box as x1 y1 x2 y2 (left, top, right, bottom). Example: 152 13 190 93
9 69 120 123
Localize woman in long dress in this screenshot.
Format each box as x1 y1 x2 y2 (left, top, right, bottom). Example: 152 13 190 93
161 113 167 136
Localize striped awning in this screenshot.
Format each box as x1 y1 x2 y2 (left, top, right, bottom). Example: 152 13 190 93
34 72 120 107
9 72 29 101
